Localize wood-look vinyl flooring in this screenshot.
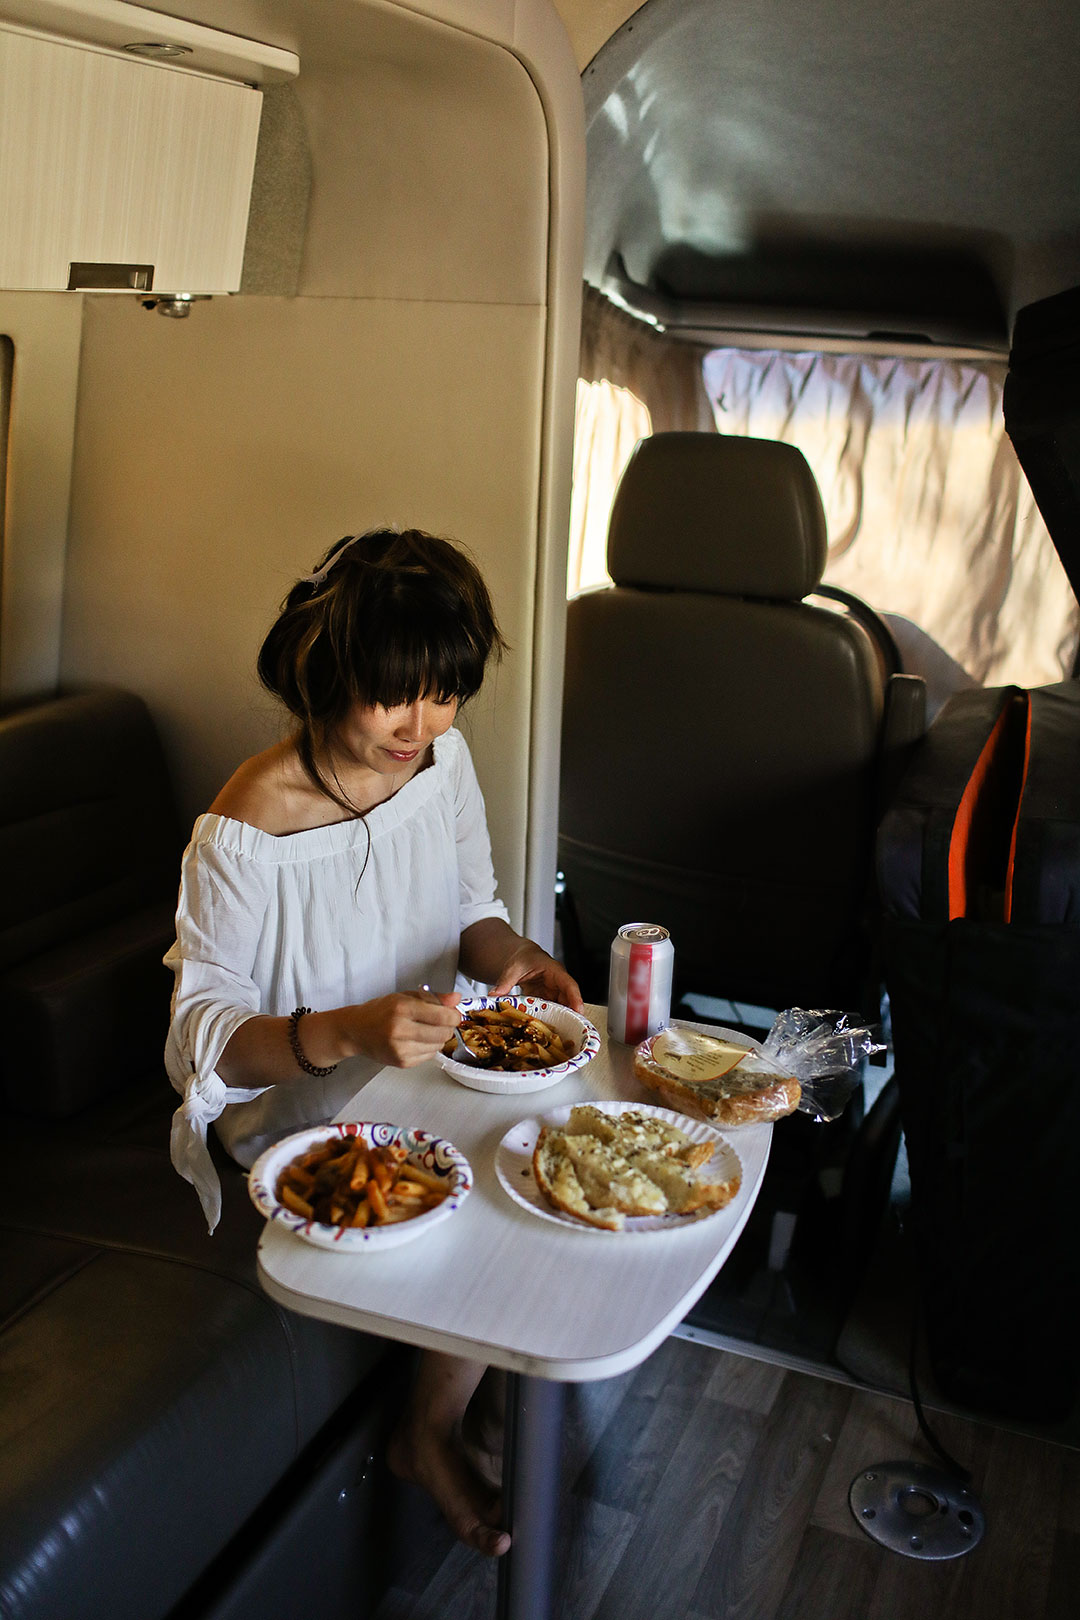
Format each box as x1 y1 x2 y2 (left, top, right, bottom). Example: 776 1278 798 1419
373 1337 1080 1620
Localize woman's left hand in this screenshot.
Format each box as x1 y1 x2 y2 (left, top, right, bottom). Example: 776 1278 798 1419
460 918 585 1013
491 940 585 1013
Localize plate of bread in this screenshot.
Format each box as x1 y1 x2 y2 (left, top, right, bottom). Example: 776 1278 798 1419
496 1101 743 1233
633 1024 801 1126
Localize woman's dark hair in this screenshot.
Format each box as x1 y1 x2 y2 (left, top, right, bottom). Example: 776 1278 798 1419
258 528 507 812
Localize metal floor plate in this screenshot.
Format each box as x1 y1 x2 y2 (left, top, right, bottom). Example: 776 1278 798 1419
849 1460 985 1559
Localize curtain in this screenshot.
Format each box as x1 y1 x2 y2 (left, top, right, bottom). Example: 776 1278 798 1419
567 378 651 597
578 285 715 434
569 286 715 596
702 349 1078 690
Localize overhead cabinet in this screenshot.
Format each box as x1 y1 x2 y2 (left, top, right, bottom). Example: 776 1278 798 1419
0 23 263 293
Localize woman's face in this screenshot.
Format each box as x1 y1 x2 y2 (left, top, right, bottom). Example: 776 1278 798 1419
333 695 459 776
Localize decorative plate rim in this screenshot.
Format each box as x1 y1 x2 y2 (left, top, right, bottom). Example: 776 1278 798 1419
435 994 601 1086
248 1120 472 1250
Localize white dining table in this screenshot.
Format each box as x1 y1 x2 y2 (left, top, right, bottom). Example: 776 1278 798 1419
257 1009 772 1619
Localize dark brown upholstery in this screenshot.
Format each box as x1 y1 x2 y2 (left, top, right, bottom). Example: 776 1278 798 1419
559 432 925 1015
0 688 180 972
608 432 828 598
0 689 392 1620
0 688 182 1115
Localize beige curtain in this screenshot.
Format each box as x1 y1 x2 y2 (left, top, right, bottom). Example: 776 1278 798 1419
568 378 651 597
578 285 715 433
569 287 715 595
703 349 1078 689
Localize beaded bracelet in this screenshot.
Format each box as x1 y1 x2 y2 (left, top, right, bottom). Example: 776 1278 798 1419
287 1006 339 1077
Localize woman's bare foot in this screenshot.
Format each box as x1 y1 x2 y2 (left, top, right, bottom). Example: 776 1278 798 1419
388 1353 511 1557
461 1368 506 1488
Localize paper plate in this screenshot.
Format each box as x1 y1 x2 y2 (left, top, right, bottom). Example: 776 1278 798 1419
437 995 601 1094
249 1121 471 1252
496 1100 743 1234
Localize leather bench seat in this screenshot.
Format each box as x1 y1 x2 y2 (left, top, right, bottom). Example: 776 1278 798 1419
1 900 180 1116
0 1106 387 1620
0 690 393 1620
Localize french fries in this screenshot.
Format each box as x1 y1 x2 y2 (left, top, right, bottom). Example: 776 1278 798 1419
276 1136 450 1229
441 998 574 1072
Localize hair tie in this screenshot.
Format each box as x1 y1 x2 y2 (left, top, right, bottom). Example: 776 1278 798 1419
299 534 363 591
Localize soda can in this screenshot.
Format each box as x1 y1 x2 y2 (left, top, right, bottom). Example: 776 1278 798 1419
608 923 674 1045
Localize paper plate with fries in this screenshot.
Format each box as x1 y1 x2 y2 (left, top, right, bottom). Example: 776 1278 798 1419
436 995 601 1094
247 1122 472 1251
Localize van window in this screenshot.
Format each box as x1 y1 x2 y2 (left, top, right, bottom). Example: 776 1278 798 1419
568 328 1077 693
702 348 1076 690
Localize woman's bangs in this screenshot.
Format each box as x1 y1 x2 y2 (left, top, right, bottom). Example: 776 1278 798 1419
360 617 485 709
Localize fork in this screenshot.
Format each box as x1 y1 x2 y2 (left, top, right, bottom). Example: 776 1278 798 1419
418 984 474 1062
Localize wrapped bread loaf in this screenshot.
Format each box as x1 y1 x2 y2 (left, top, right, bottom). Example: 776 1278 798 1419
633 1027 801 1126
532 1104 740 1230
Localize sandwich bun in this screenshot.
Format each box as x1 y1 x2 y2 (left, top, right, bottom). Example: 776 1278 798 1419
634 1027 800 1126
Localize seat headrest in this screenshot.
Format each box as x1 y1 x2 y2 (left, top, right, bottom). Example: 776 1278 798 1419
607 433 828 599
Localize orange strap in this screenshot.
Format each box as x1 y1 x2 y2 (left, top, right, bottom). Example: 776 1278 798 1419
1003 695 1033 923
947 695 1031 920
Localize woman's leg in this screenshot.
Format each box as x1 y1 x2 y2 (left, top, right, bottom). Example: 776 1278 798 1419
388 1350 511 1557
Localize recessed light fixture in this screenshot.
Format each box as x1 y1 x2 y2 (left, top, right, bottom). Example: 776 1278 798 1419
122 42 194 60
140 294 210 318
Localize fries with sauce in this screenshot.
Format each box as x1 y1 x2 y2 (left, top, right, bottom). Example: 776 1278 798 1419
276 1137 449 1228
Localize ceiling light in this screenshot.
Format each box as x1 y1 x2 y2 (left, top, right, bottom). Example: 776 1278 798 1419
123 42 194 60
140 295 209 319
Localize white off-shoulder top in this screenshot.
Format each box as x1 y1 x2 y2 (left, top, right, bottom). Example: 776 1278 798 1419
165 727 510 1229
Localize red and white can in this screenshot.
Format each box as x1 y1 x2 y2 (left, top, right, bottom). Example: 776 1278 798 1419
607 923 674 1045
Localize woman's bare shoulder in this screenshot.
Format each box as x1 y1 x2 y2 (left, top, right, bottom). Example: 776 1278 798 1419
209 742 305 834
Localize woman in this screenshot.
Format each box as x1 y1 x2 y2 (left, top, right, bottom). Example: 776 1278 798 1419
166 527 582 1557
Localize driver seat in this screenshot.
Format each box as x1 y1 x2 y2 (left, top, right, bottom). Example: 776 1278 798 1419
558 431 924 1016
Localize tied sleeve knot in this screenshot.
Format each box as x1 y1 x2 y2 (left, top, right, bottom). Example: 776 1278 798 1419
171 1069 271 1234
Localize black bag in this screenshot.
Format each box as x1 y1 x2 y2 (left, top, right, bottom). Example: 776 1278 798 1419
1003 284 1080 609
878 681 1080 1420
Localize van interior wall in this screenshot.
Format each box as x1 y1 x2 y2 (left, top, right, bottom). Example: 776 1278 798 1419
0 292 83 698
58 13 552 926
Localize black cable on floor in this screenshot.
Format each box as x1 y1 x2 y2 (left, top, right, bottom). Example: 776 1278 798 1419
901 1220 972 1483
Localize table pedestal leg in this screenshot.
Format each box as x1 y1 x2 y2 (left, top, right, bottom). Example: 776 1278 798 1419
496 1372 565 1620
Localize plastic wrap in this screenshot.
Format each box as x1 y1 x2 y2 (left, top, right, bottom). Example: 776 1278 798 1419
760 1008 885 1121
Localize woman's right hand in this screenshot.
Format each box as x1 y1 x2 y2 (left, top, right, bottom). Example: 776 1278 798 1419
218 993 463 1087
341 991 462 1068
